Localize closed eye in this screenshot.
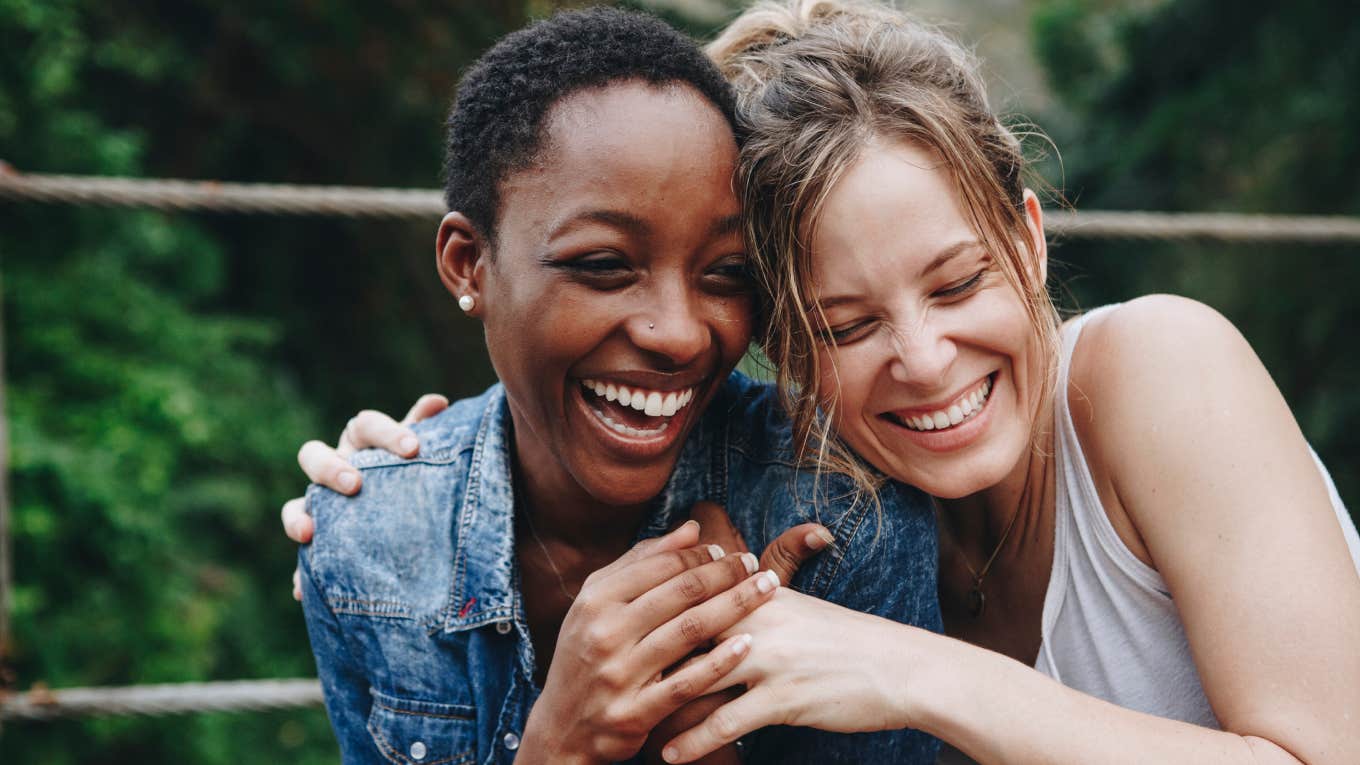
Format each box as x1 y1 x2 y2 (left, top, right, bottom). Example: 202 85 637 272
700 254 752 296
935 269 985 298
561 253 628 273
547 251 635 289
825 318 876 345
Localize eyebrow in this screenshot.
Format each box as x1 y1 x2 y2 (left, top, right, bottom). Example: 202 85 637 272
921 240 983 279
550 209 651 239
812 239 984 312
548 211 742 242
709 213 743 239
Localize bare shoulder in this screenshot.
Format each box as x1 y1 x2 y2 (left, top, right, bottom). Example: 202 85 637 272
1066 295 1301 516
1073 294 1248 379
1068 295 1262 425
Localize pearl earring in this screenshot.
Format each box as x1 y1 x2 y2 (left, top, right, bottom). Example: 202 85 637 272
458 295 475 312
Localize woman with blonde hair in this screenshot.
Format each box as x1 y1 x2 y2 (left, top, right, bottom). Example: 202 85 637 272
651 1 1360 762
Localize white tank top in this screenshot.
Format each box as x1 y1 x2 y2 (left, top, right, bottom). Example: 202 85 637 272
1032 305 1360 728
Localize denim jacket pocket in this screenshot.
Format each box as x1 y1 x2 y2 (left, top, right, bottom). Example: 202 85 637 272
366 689 477 765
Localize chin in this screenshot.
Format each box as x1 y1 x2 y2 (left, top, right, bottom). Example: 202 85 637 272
862 429 1025 500
578 464 676 508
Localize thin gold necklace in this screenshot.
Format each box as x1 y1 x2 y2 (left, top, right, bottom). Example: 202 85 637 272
521 508 579 602
958 505 1021 618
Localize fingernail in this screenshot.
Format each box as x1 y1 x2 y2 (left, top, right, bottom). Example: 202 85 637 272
806 528 834 550
740 551 758 574
337 471 358 492
662 746 680 763
707 544 724 561
732 633 753 656
756 570 778 593
682 519 700 533
399 435 418 455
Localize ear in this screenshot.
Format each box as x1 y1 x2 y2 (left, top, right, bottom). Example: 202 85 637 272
1020 188 1048 285
436 212 489 317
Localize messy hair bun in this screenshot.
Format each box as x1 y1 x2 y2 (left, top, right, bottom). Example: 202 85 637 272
707 0 1057 501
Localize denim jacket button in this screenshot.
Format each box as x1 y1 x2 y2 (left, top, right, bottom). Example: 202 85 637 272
495 620 513 635
409 741 427 760
503 732 520 751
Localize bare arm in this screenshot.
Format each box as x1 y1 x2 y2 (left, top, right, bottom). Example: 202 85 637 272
664 297 1360 764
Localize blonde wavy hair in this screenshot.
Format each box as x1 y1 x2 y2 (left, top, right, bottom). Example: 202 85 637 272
707 0 1060 500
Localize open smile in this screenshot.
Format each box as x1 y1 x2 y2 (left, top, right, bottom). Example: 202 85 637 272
878 372 999 452
883 373 994 432
571 377 703 458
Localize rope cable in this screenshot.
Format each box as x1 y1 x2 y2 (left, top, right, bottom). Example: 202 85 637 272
4 167 1360 242
0 679 323 721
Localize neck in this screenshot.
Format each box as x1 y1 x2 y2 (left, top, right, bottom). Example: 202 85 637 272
507 410 650 552
938 418 1056 569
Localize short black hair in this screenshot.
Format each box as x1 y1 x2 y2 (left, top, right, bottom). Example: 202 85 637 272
442 6 739 241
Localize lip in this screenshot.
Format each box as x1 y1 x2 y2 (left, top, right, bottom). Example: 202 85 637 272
878 372 998 453
573 369 708 392
883 372 995 418
569 373 711 461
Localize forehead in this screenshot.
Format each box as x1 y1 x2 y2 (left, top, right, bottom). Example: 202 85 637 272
812 139 974 286
496 81 741 242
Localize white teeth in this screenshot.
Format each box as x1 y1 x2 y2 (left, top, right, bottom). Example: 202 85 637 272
594 409 670 438
894 376 994 433
580 379 698 423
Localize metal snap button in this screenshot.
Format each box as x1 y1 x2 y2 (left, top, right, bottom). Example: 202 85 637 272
503 732 520 751
409 740 427 760
495 620 513 635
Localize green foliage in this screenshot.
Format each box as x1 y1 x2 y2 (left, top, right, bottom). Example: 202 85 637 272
1032 0 1360 514
2 0 1355 760
1 0 526 760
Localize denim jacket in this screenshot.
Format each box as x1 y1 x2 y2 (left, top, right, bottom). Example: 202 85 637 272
300 372 941 765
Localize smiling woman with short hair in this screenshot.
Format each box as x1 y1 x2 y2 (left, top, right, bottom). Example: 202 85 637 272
294 7 940 765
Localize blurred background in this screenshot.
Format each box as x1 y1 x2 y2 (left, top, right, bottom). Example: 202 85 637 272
1 0 1355 761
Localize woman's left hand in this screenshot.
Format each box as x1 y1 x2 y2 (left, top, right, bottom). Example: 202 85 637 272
658 587 921 763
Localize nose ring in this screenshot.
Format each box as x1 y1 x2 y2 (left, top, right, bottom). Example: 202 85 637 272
648 322 655 330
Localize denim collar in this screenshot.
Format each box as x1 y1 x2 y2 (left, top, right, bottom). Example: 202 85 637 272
440 384 722 633
442 387 519 632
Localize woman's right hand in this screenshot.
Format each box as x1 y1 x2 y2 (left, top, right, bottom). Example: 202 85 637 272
281 394 449 598
518 520 781 765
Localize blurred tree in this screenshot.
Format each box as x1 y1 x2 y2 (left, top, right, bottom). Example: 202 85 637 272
1032 0 1360 516
1 0 528 760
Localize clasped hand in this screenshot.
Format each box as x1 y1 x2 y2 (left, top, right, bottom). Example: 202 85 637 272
281 397 850 764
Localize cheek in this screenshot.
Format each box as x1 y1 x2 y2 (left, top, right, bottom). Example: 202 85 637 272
815 345 877 440
708 295 755 363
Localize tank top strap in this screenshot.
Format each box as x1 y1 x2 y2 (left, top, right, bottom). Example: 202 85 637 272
1040 303 1171 681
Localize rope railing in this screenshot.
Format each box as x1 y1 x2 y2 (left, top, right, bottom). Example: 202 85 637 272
4 166 1360 243
3 161 1359 727
0 679 323 722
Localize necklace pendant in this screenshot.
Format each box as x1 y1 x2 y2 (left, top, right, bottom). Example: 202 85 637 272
967 587 986 618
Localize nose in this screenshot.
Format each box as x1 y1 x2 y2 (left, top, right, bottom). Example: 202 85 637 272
887 316 956 389
629 283 710 369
